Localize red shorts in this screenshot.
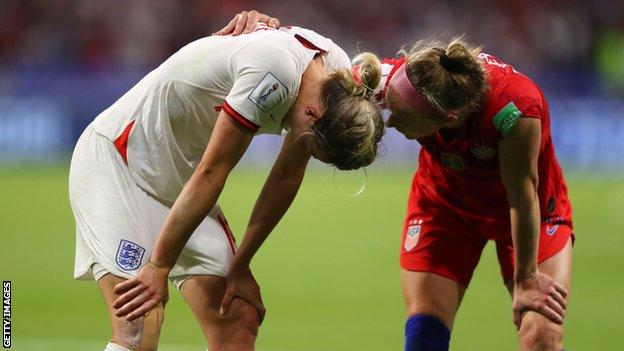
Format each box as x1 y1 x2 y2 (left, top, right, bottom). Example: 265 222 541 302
400 202 573 287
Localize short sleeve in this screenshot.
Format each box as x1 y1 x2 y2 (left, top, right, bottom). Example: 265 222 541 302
224 45 298 133
489 75 543 138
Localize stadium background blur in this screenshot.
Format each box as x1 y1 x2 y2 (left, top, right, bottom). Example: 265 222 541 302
1 0 622 350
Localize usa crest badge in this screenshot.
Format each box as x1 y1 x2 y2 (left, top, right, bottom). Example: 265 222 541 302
116 239 145 271
404 219 423 252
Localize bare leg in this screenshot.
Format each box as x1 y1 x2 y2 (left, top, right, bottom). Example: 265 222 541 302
179 275 259 351
506 238 573 351
97 273 164 351
401 270 466 330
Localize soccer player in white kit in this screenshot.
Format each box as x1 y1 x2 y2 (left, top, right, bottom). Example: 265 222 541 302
69 24 384 351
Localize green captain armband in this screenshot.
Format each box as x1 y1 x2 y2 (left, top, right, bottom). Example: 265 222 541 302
492 102 522 136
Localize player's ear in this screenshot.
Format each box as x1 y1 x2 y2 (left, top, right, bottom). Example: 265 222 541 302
305 106 323 126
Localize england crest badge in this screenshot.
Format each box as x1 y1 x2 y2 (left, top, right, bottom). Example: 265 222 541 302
404 219 423 252
116 239 145 271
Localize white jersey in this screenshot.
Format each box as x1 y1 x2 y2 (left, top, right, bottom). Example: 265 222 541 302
91 25 350 205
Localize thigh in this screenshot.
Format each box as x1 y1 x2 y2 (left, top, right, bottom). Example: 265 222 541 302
179 275 259 350
505 238 573 350
169 204 237 289
97 273 164 350
497 222 574 284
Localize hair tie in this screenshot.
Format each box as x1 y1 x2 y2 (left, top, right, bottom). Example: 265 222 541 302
439 54 461 72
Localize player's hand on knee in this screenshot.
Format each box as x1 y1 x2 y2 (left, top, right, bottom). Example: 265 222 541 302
512 271 568 328
113 262 170 322
213 10 280 36
220 265 266 324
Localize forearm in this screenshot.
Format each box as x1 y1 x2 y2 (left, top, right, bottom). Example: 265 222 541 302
232 166 306 269
150 167 229 269
509 189 541 282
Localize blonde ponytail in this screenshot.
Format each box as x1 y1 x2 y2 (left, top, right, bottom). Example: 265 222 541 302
352 52 382 98
402 37 487 114
313 52 385 171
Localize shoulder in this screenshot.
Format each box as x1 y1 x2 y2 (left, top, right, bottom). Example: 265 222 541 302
478 54 545 138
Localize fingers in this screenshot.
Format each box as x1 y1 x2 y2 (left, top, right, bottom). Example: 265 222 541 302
537 303 564 325
553 282 568 299
233 11 250 36
214 10 279 36
243 10 260 34
125 298 160 322
214 15 238 35
550 288 567 310
115 290 151 318
268 17 280 29
545 296 565 320
219 291 234 316
112 284 144 309
113 278 138 295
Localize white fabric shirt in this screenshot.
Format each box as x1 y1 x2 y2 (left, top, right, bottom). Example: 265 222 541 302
91 25 350 205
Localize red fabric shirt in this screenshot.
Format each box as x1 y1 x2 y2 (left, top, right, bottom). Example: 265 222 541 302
383 54 573 230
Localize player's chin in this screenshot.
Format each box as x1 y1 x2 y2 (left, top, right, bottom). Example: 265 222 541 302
398 130 420 140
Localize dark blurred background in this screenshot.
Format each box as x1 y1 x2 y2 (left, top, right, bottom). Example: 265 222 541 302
1 0 623 170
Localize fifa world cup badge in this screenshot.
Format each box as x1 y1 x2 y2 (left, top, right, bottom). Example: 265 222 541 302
116 239 146 271
404 219 423 251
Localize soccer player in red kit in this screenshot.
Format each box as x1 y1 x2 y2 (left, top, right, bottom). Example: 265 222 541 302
218 12 573 351
383 43 572 351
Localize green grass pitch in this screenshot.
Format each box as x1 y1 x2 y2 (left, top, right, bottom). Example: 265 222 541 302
1 164 622 350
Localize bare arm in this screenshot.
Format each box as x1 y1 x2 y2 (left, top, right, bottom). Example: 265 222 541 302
219 130 311 319
499 118 541 282
149 114 253 269
499 117 567 327
113 112 254 321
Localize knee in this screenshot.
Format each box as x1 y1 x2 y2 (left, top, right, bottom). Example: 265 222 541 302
518 314 563 351
112 303 164 351
228 300 260 337
212 300 259 349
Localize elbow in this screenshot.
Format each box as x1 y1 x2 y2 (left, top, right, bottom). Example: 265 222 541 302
506 176 539 209
195 163 230 185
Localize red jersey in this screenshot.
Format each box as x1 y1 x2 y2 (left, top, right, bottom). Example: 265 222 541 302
380 54 573 232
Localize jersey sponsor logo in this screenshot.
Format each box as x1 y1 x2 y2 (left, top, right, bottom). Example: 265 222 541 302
441 153 466 171
492 102 522 136
404 218 423 252
115 239 145 271
247 72 288 112
470 143 497 159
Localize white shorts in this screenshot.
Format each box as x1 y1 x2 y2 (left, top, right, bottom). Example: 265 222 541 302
69 125 237 289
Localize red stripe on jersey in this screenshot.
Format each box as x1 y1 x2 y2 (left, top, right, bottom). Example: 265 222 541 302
222 101 260 133
113 120 136 164
217 215 237 255
214 104 223 112
294 34 327 54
